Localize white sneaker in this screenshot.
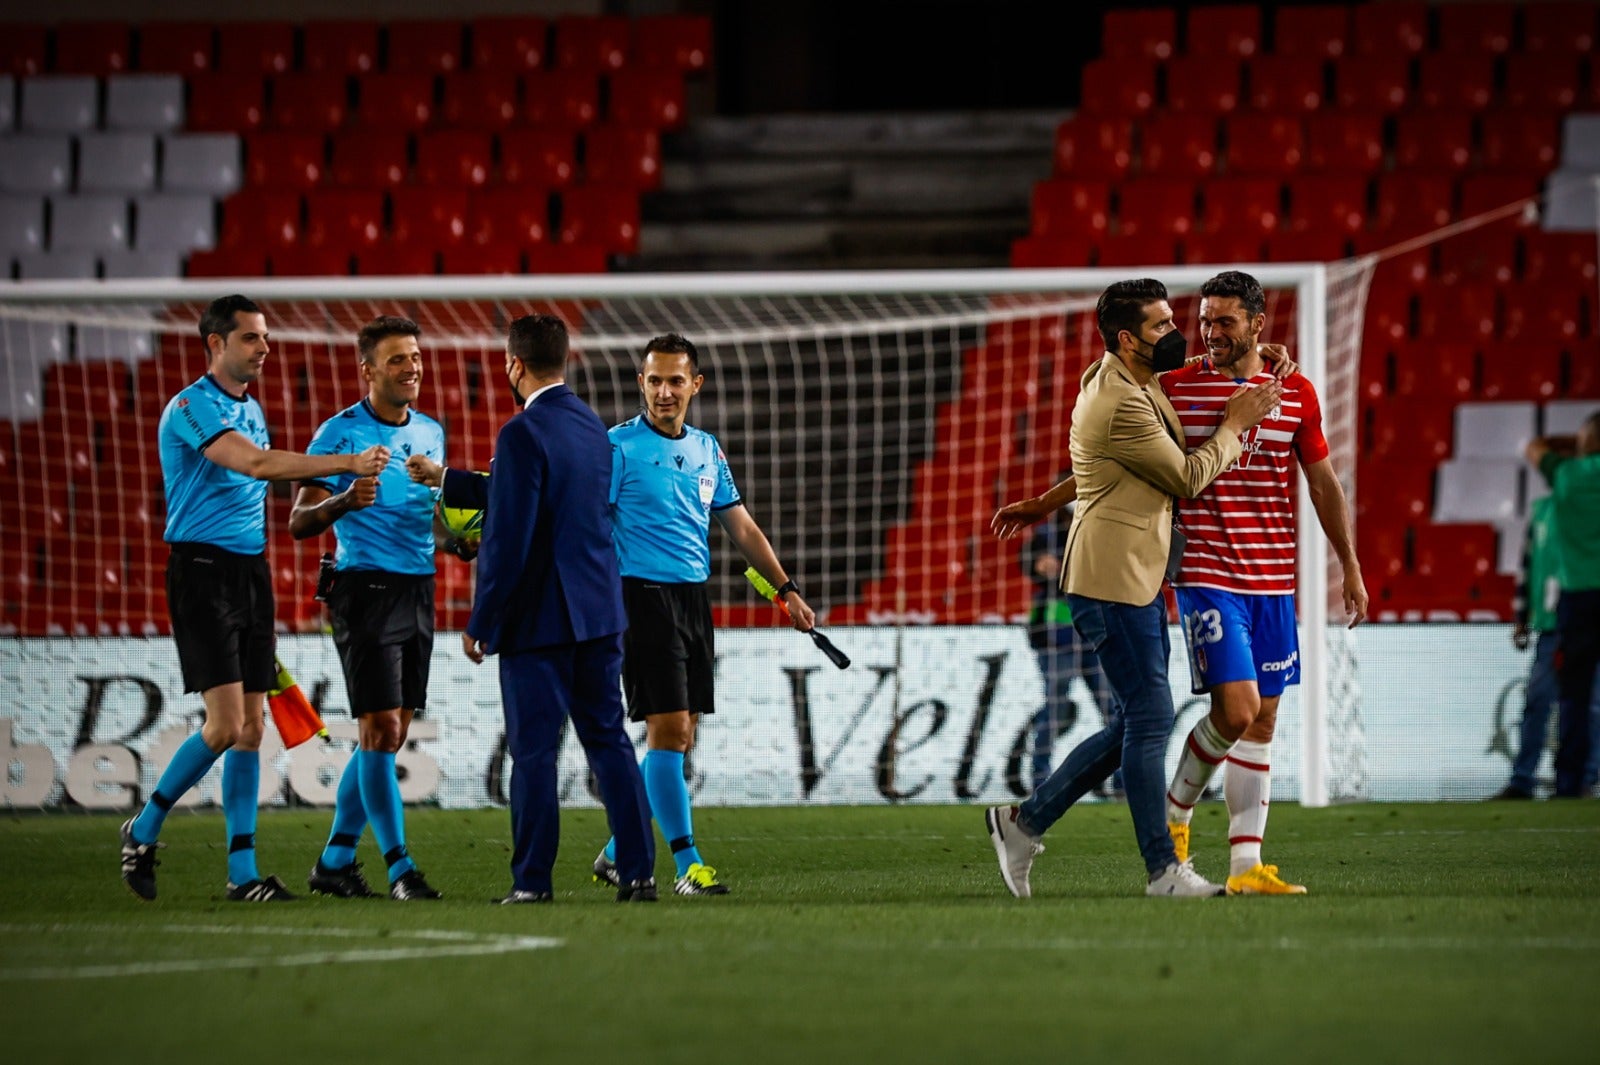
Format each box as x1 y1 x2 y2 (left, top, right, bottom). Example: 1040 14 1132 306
985 805 1044 899
1145 859 1225 897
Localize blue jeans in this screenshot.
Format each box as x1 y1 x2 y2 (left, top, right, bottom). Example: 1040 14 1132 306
1031 625 1118 788
1019 594 1178 877
1555 590 1600 797
1506 631 1600 793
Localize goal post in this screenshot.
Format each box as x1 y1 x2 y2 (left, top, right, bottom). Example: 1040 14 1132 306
0 263 1373 807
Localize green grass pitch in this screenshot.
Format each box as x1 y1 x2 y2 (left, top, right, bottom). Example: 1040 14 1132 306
3 801 1597 1063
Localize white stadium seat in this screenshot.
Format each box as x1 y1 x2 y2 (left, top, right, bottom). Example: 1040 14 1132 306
160 133 242 195
0 134 73 193
100 248 181 278
1453 401 1537 460
14 249 98 279
49 194 130 251
1495 518 1525 576
133 193 215 251
75 325 156 361
1433 458 1522 524
0 195 45 253
1543 398 1599 436
104 74 184 132
77 132 158 193
19 75 99 132
0 75 15 131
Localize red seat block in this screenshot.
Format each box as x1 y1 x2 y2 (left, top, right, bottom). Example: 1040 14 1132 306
1165 56 1240 113
1225 113 1304 176
441 243 523 275
633 15 712 73
1304 112 1384 174
471 187 552 245
1201 177 1282 235
385 21 463 75
1097 232 1179 267
526 243 607 274
186 73 265 133
1479 111 1563 175
1117 179 1198 238
271 73 349 133
1031 179 1110 237
1417 54 1495 111
1 25 47 76
1263 229 1349 262
354 241 436 277
1185 5 1261 57
1054 116 1133 179
1393 111 1475 172
356 73 435 130
217 22 294 75
329 131 410 188
584 126 661 189
555 15 630 72
55 22 131 75
524 70 600 128
1332 56 1411 111
1437 2 1515 55
302 21 379 75
1392 342 1476 401
416 130 493 187
219 191 301 250
1415 283 1499 343
471 17 549 73
1368 398 1454 463
1524 2 1597 53
138 23 213 74
1272 5 1350 59
390 187 470 248
558 186 640 254
1436 221 1519 284
1102 8 1177 60
269 246 350 277
1246 55 1324 112
1502 283 1589 343
1480 344 1562 400
1569 343 1600 397
1182 230 1265 265
1522 232 1598 286
1010 234 1094 268
305 190 385 250
190 246 262 277
1460 174 1541 218
1079 57 1156 116
245 132 326 190
1286 175 1368 235
1413 524 1497 584
1373 174 1455 236
1504 54 1583 110
499 129 577 187
608 67 686 130
1353 2 1428 55
440 72 519 131
1140 114 1218 178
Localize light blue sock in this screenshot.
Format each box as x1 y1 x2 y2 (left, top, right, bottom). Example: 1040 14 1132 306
603 835 617 862
131 731 222 844
319 751 367 870
223 750 260 886
358 750 414 882
643 750 701 877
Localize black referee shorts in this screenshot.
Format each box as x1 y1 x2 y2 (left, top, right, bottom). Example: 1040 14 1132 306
166 542 277 695
327 571 436 717
621 577 716 721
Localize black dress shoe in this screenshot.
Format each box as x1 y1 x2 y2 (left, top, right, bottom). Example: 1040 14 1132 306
1489 785 1534 800
616 877 658 902
498 889 554 904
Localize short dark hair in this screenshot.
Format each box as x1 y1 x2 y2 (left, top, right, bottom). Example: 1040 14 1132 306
357 315 421 364
507 314 569 375
1095 278 1168 351
198 294 260 347
1200 269 1266 318
641 332 699 373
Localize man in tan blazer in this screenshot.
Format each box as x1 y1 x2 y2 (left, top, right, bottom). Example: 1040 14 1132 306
985 277 1280 898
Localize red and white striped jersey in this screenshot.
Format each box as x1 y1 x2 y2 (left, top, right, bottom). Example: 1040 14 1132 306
1157 360 1330 595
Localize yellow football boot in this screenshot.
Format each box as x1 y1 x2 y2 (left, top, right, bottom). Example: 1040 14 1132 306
1225 863 1307 896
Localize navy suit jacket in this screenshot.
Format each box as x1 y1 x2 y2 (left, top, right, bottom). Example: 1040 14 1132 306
442 466 490 510
466 384 627 655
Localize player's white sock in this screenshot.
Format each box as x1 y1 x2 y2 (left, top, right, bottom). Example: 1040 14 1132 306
1166 715 1235 824
1226 739 1272 876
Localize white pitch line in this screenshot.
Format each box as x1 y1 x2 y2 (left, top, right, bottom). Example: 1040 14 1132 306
0 923 562 982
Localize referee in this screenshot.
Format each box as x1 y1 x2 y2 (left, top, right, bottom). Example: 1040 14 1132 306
291 316 445 900
592 333 816 896
120 295 390 902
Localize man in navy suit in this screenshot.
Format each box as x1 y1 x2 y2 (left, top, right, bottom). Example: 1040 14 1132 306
462 314 657 904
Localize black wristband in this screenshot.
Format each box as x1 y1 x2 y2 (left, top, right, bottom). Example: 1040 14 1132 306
775 579 800 599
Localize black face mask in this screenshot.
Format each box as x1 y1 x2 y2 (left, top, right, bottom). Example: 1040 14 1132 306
1148 330 1189 373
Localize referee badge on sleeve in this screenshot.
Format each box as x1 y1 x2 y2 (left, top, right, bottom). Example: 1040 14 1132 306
698 475 716 505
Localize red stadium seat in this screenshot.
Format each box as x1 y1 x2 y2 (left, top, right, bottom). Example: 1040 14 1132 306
608 68 686 129
1460 174 1541 218
632 15 712 73
1304 112 1384 174
353 241 436 276
1285 175 1368 235
1053 116 1133 179
245 132 326 190
1504 54 1583 110
1181 229 1265 265
271 73 349 133
1263 229 1349 262
1079 57 1157 115
1368 398 1454 463
1272 5 1350 59
329 131 410 188
558 185 640 254
1413 524 1497 584
1415 283 1499 344
1372 174 1456 236
1522 232 1598 286
524 70 600 128
583 126 661 189
1 25 47 76
55 22 131 75
1524 2 1598 52
1352 2 1427 55
1436 220 1519 284
1031 179 1111 237
1096 232 1180 267
1392 342 1476 401
1569 343 1600 397
1225 113 1304 175
269 246 351 277
1437 2 1515 55
1332 56 1411 111
440 243 523 275
186 73 265 133
1185 5 1262 57
1116 178 1198 237
1502 283 1589 343
355 73 435 130
1245 56 1324 112
1393 111 1475 172
1102 8 1177 60
304 190 385 250
1361 280 1414 345
1479 111 1563 175
470 16 549 72
526 242 607 274
1010 234 1094 268
390 186 469 248
219 190 301 249
1200 177 1281 234
555 15 630 72
385 21 463 74
440 72 519 131
499 129 577 187
470 187 552 245
216 22 294 75
1480 344 1563 401
1416 54 1495 111
140 23 216 75
415 130 493 187
187 247 265 276
1139 114 1218 178
302 21 379 75
1164 56 1240 113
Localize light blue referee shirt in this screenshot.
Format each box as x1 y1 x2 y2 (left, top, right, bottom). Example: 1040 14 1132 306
306 399 445 576
159 373 271 554
609 414 740 583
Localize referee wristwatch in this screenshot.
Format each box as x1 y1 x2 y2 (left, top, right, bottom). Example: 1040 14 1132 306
775 579 801 599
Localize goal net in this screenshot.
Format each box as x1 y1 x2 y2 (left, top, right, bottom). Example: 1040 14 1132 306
0 264 1374 808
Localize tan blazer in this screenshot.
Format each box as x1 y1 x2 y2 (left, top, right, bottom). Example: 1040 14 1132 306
1062 353 1243 606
